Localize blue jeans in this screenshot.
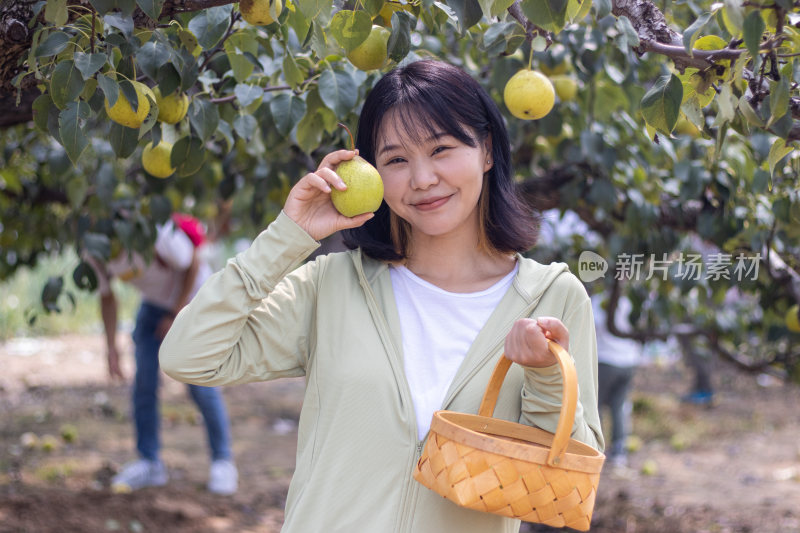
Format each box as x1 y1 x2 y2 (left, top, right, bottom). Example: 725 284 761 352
132 302 232 462
598 362 634 458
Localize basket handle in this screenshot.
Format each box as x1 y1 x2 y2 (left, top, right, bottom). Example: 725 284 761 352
477 340 578 467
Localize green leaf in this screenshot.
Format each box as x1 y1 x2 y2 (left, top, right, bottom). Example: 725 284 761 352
318 68 357 117
567 0 590 22
149 195 172 223
45 0 68 26
715 82 736 124
594 80 629 121
176 49 200 91
189 98 220 142
234 83 262 107
73 52 107 80
283 53 304 90
136 0 165 21
138 93 159 139
96 162 117 203
521 0 568 33
156 64 181 96
73 261 98 291
233 114 257 140
224 31 259 82
743 10 764 58
103 13 134 37
109 122 139 158
594 0 611 19
50 61 84 110
84 232 112 261
387 11 414 62
171 136 207 176
136 40 171 80
41 276 64 313
66 176 89 208
178 29 199 51
90 0 136 16
35 31 70 57
767 76 790 128
446 0 483 33
640 73 683 134
721 0 744 36
330 10 372 52
296 0 332 22
270 93 307 136
615 15 639 51
58 101 91 165
481 21 516 55
97 73 119 107
364 0 384 16
296 110 325 153
767 138 794 177
188 6 231 50
738 95 764 127
118 79 142 113
683 12 713 55
32 94 55 132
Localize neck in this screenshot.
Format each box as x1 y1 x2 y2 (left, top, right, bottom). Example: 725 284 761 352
404 228 516 292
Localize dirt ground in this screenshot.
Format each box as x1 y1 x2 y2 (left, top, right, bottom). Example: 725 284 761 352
1 333 799 533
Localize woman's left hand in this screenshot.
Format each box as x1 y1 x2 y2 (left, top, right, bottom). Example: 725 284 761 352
504 317 569 368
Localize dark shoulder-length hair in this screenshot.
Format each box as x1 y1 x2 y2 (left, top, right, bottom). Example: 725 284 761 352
341 59 539 261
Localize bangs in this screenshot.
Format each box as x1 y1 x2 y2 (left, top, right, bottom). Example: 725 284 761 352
371 95 479 158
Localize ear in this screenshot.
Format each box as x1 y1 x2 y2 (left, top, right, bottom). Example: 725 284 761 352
483 134 494 173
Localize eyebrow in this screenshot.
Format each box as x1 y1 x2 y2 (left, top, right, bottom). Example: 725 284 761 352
378 131 450 156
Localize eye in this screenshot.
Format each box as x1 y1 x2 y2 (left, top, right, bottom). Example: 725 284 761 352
384 156 406 165
432 145 451 156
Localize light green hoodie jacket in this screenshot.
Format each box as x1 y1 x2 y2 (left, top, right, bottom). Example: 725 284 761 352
160 212 604 533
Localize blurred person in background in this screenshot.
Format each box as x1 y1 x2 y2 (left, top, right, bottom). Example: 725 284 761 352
88 213 238 495
592 290 642 468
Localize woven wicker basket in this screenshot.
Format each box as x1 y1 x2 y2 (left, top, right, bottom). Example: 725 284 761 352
413 340 605 531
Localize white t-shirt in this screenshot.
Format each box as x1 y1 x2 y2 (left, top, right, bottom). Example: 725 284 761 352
94 221 211 310
390 263 518 440
591 294 642 368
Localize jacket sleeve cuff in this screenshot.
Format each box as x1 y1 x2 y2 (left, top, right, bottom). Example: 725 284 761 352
233 210 321 299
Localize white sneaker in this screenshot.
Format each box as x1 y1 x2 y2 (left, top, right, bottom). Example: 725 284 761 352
208 459 238 495
111 459 168 493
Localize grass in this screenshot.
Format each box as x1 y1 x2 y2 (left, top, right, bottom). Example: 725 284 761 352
0 250 140 340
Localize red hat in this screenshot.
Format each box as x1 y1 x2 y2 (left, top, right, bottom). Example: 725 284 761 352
171 213 206 247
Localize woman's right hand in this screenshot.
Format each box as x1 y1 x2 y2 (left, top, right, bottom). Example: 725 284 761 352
283 149 374 241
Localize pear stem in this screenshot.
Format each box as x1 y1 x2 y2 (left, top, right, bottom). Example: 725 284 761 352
338 122 355 151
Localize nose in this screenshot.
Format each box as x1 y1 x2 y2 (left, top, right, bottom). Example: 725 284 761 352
409 159 438 190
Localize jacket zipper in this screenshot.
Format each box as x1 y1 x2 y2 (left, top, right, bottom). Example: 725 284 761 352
353 259 422 533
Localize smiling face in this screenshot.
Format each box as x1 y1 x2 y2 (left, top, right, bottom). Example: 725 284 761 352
375 110 493 247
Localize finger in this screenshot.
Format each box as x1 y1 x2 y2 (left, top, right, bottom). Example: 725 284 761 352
318 149 357 170
523 320 548 352
317 167 347 191
336 212 374 229
536 317 569 347
303 173 332 193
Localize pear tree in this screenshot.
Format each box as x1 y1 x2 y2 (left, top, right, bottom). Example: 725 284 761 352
0 0 799 381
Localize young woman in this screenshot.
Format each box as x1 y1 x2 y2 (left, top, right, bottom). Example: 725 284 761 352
160 60 603 532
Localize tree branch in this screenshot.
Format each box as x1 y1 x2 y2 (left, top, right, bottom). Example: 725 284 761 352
507 1 550 46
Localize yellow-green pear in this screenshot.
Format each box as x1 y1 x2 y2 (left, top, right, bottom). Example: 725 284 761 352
331 156 384 217
347 25 390 71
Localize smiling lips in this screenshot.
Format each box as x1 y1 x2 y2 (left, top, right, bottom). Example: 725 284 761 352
412 194 452 211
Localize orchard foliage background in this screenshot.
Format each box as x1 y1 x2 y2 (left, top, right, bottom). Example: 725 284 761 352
0 0 799 378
